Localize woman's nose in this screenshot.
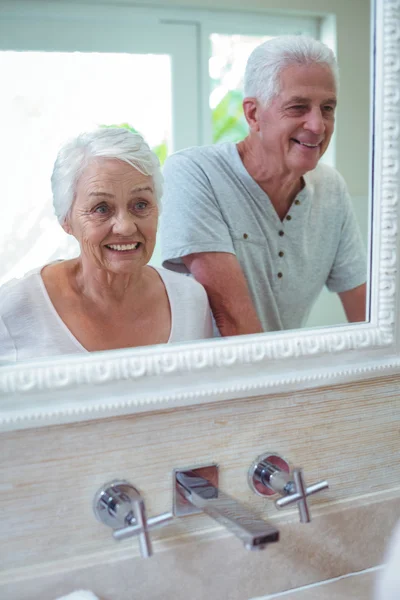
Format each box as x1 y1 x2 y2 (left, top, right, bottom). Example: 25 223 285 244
113 213 138 235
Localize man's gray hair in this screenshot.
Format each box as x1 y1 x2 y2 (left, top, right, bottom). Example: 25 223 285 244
244 35 339 107
51 127 163 224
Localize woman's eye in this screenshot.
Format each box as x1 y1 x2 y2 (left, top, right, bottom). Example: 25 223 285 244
134 201 148 211
94 204 109 214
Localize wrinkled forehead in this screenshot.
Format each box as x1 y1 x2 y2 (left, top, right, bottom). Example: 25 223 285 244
277 62 337 99
77 158 154 194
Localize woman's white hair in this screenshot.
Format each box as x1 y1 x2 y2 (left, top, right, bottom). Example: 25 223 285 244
244 35 339 107
51 127 163 224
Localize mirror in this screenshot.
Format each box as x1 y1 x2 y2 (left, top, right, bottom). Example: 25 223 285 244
0 0 371 364
2 0 397 431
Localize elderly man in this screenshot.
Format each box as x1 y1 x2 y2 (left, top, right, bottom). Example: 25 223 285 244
160 35 367 336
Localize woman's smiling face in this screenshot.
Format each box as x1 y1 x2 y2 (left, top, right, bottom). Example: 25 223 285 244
63 158 159 275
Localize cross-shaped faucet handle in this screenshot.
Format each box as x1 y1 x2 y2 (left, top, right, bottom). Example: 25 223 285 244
113 508 173 555
248 453 329 523
274 467 328 523
93 480 173 558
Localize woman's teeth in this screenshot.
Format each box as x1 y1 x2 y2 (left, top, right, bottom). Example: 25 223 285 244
106 243 139 251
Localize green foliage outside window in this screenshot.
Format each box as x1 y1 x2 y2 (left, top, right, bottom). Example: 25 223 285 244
101 90 247 165
212 89 248 144
100 123 168 166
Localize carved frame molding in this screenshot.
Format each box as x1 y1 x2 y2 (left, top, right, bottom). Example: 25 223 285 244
0 0 399 430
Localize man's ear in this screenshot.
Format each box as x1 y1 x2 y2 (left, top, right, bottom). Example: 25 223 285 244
242 97 260 133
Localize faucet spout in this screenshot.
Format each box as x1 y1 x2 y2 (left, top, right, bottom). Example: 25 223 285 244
176 470 279 550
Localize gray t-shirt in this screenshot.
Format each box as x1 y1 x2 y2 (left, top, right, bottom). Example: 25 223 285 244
160 142 366 332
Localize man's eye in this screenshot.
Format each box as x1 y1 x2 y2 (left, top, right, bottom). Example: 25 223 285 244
288 105 307 111
323 106 334 112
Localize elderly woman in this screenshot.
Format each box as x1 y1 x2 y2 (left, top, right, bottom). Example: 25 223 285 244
0 128 213 362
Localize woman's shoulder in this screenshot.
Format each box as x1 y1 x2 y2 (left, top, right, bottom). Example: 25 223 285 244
152 267 211 315
152 266 207 296
151 267 213 341
0 260 72 314
0 267 43 309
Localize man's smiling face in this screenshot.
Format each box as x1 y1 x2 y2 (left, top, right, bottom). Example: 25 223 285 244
256 62 337 177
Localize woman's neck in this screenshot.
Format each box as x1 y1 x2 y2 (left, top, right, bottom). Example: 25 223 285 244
68 258 152 311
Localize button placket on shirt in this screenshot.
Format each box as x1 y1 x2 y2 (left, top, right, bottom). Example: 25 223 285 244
277 228 285 281
276 198 300 281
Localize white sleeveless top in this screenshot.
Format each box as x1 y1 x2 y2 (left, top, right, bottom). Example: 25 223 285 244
0 265 213 363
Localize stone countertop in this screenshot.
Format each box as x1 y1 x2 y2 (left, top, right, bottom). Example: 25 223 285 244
252 567 381 600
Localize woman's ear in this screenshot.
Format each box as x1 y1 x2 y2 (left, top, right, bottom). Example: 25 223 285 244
62 216 72 235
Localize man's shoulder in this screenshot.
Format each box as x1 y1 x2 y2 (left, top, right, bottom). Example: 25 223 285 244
308 162 345 183
164 143 234 168
306 162 347 193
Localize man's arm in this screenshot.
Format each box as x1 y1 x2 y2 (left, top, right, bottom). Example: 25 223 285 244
338 282 367 322
182 252 263 336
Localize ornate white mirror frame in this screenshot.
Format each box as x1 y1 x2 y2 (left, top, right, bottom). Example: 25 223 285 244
0 0 399 432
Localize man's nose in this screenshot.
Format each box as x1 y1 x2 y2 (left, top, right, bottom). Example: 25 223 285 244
304 108 325 135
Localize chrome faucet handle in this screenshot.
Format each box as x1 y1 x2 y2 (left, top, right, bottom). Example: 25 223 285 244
275 468 328 523
248 453 329 524
93 479 173 558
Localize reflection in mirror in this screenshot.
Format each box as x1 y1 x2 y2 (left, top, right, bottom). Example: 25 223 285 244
0 50 172 280
208 30 371 331
161 36 368 337
0 127 214 362
0 1 371 365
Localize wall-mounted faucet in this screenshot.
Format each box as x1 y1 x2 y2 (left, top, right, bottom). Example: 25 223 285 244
93 480 173 558
174 465 279 550
248 453 329 523
92 456 320 557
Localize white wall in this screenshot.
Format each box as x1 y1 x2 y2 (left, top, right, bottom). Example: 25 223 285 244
0 374 399 599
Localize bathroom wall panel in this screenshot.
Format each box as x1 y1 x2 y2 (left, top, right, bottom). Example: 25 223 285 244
0 374 399 598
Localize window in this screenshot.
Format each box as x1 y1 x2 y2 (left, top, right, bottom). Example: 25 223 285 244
0 51 172 283
210 34 274 144
0 8 198 280
0 2 319 281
